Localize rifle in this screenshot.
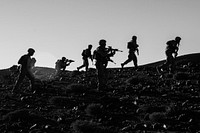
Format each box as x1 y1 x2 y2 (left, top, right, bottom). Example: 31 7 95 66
107 46 123 52
105 46 123 65
66 59 75 63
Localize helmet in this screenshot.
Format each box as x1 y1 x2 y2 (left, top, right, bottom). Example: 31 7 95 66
175 36 181 41
28 48 35 53
62 57 66 61
88 44 92 49
99 39 106 46
132 36 137 40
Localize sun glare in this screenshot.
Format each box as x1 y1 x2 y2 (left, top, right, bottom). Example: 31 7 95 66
34 52 57 68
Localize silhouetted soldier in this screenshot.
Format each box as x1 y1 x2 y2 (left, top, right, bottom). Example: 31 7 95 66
157 36 181 74
12 48 36 93
121 36 139 69
93 39 115 90
77 44 93 71
55 57 74 73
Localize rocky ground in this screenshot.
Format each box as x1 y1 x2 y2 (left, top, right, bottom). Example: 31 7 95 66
0 53 200 133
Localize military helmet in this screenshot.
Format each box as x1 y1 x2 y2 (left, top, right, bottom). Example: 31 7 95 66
99 39 106 46
88 44 92 48
62 57 66 61
132 36 137 40
28 48 35 53
175 36 181 41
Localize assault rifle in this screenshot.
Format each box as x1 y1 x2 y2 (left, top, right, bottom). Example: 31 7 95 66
106 46 123 65
107 46 123 52
66 59 75 63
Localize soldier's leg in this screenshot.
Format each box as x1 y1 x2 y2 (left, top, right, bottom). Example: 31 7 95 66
169 57 175 73
95 62 104 90
102 64 108 86
77 58 86 71
85 59 89 71
132 54 138 68
157 51 171 73
26 71 35 91
122 59 132 66
121 54 132 68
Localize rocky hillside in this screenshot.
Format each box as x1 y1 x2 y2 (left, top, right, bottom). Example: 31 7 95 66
0 53 200 133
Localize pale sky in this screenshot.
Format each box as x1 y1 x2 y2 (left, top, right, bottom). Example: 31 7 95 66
0 0 200 70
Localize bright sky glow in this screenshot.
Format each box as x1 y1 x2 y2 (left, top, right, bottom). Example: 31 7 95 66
0 0 200 70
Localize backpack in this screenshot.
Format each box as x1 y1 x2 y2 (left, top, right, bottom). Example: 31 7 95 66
93 50 97 60
127 42 138 50
166 40 175 46
18 55 26 65
55 59 61 69
166 40 177 50
81 50 86 56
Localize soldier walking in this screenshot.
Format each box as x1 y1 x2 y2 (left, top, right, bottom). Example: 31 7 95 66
157 36 181 74
77 44 93 71
12 48 36 93
121 36 139 69
93 39 115 90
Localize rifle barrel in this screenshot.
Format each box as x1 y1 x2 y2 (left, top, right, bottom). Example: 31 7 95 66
108 48 123 52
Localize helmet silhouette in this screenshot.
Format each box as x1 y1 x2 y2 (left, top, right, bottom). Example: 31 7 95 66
99 39 106 46
28 48 35 54
62 57 66 61
132 36 137 40
175 36 181 41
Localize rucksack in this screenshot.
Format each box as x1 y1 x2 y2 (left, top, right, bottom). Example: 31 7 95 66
127 42 138 50
55 59 61 69
81 49 86 56
18 55 26 65
166 40 175 45
166 40 177 49
93 50 97 60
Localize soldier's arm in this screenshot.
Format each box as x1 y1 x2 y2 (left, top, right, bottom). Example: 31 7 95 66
108 50 115 57
136 49 139 55
89 51 93 61
65 61 70 66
